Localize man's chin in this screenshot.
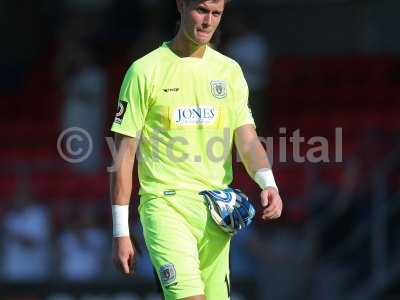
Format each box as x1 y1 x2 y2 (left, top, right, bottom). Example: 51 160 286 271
194 36 211 46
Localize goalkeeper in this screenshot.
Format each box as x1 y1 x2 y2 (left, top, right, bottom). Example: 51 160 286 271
110 0 283 299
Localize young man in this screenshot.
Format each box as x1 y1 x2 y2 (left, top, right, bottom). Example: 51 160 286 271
110 0 283 299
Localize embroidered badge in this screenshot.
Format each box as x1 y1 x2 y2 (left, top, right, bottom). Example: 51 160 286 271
114 100 128 124
210 80 227 99
160 263 176 285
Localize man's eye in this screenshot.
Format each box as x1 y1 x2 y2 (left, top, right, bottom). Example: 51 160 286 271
197 7 208 13
213 12 222 17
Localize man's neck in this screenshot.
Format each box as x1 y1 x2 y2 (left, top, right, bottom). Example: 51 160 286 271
169 30 207 58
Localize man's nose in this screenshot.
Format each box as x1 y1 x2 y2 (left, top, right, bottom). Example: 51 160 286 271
203 13 212 26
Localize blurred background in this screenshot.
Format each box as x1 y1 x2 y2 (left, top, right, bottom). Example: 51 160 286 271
0 0 399 299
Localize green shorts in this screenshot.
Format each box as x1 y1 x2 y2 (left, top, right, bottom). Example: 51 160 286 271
139 191 231 300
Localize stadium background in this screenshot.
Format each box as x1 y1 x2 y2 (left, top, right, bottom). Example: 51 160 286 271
1 0 399 299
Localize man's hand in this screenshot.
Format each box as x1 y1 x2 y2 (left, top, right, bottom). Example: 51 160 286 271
260 187 283 220
112 236 136 275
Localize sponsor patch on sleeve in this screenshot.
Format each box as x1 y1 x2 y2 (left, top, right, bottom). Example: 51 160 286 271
114 100 128 124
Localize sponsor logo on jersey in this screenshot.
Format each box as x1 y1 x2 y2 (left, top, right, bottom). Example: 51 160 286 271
163 88 180 93
160 263 176 285
114 100 128 124
211 80 227 99
173 106 217 125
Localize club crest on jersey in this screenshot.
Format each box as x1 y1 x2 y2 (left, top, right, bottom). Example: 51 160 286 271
160 263 176 285
210 80 227 99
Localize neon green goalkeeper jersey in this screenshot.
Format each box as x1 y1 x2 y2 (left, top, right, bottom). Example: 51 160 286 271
111 42 255 199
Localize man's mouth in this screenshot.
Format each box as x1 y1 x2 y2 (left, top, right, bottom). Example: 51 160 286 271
197 29 210 36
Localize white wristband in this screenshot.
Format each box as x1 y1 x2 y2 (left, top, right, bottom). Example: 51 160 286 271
112 205 130 237
254 168 279 191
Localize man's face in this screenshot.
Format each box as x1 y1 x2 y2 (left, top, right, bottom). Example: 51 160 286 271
178 0 225 45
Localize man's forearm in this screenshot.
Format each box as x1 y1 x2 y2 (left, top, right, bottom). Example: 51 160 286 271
110 169 133 206
235 125 271 177
110 134 137 205
110 134 138 237
235 125 278 191
239 138 271 177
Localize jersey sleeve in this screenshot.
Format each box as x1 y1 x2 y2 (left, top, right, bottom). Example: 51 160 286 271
233 63 255 130
111 62 151 138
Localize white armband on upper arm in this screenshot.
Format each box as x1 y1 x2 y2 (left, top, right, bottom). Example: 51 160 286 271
254 168 279 192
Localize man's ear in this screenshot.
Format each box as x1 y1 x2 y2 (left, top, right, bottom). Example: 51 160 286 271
176 0 184 14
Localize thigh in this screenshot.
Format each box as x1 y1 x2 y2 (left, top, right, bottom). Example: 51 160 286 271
199 213 232 300
139 197 205 300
